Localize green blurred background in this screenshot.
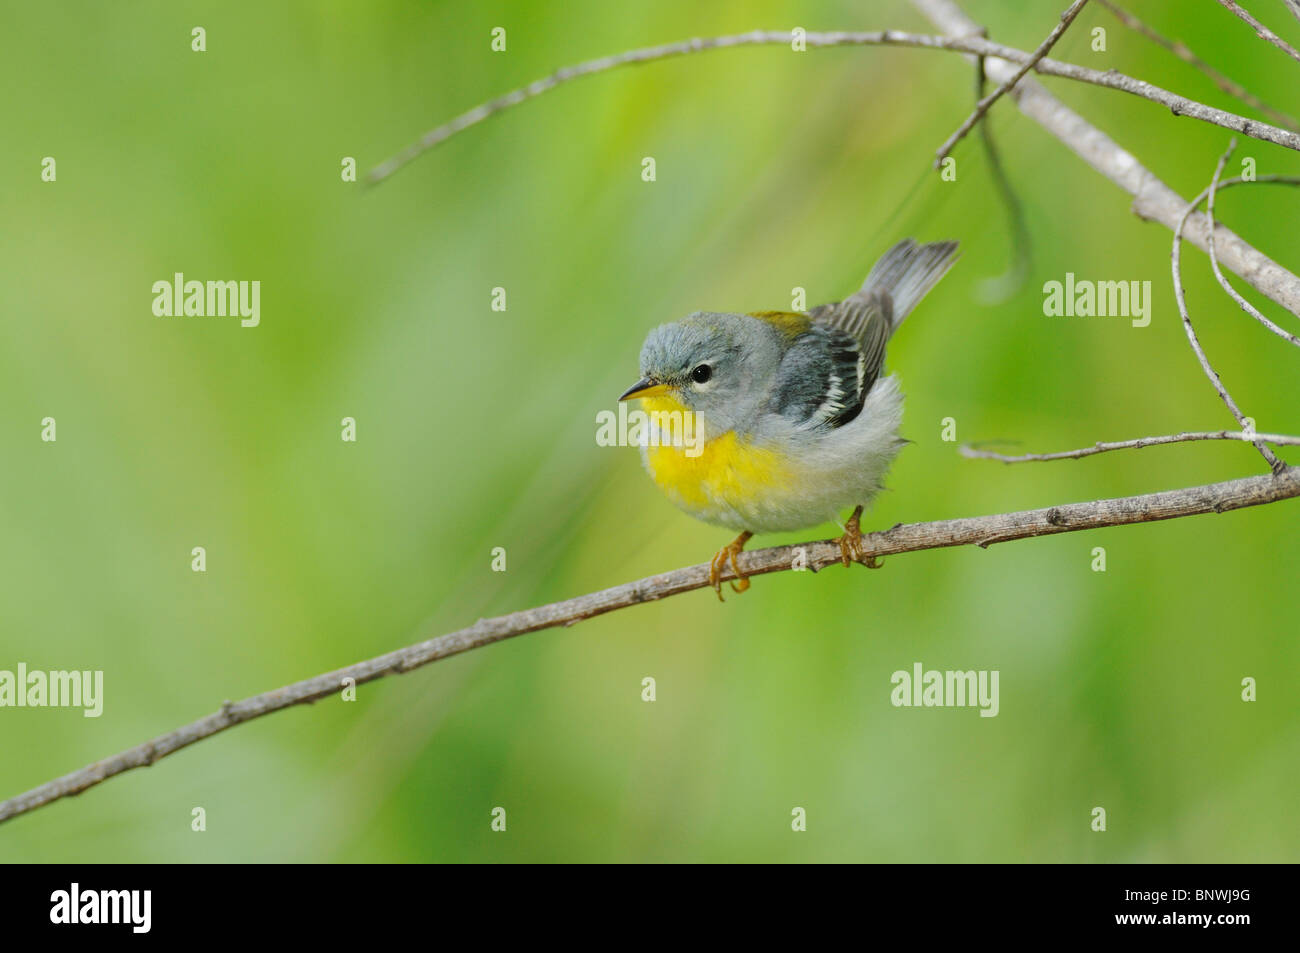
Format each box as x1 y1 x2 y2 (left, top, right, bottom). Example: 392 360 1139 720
2 0 1298 862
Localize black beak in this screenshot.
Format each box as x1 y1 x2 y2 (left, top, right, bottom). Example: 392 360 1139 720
618 378 670 401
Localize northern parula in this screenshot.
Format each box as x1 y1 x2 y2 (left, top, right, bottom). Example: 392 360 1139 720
619 238 959 598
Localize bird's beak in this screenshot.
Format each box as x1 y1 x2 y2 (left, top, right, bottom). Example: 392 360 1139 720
619 378 671 401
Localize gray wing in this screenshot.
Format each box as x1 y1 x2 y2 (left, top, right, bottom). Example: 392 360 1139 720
768 318 879 431
807 292 892 394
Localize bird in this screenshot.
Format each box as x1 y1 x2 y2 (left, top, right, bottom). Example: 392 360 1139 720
618 238 959 599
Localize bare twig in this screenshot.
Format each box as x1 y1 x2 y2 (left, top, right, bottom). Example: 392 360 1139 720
1097 0 1300 131
1287 0 1300 26
910 0 1300 319
365 29 1300 186
2 466 1297 826
1168 172 1300 319
962 430 1300 463
1217 0 1300 64
1204 157 1300 347
934 0 1091 167
1173 142 1283 471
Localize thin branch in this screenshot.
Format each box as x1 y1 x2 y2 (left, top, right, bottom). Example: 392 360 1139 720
1173 142 1282 471
1096 0 1300 131
1 466 1297 826
1288 0 1300 27
934 0 1091 167
1205 164 1300 347
910 0 1300 319
365 29 1300 186
1217 0 1300 64
1167 172 1300 321
961 430 1300 463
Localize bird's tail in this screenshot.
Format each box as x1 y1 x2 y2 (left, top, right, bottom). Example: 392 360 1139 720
855 239 960 332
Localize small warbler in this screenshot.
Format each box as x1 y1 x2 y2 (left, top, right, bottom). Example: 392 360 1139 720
619 238 959 599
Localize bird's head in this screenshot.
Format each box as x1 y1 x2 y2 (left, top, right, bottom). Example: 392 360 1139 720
620 312 775 433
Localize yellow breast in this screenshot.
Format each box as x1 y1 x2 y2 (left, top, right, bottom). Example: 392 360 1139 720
639 394 789 513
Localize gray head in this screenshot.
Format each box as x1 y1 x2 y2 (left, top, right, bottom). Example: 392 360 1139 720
619 312 780 434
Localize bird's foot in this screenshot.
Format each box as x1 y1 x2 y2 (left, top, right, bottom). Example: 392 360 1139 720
709 531 754 601
837 506 883 569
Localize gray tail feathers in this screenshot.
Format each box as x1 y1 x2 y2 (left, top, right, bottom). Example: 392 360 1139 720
855 239 960 331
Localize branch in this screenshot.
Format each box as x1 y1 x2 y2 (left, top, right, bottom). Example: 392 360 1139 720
1217 0 1300 64
910 0 1300 319
961 430 1300 463
934 0 1091 167
2 466 1297 825
365 29 1300 186
1205 172 1300 348
1165 172 1300 329
1097 0 1300 131
1173 143 1283 471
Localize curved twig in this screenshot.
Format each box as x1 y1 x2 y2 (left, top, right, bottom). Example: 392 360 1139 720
1172 142 1282 471
1204 164 1300 347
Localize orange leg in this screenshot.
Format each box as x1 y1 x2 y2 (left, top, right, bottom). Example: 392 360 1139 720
709 531 753 601
836 505 882 569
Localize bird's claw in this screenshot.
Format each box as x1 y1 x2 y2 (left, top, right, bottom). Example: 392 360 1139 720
837 506 883 570
709 531 753 601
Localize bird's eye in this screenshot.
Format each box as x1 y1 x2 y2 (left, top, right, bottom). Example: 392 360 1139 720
691 364 712 384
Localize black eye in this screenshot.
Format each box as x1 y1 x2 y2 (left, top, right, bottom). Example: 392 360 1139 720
691 364 712 384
